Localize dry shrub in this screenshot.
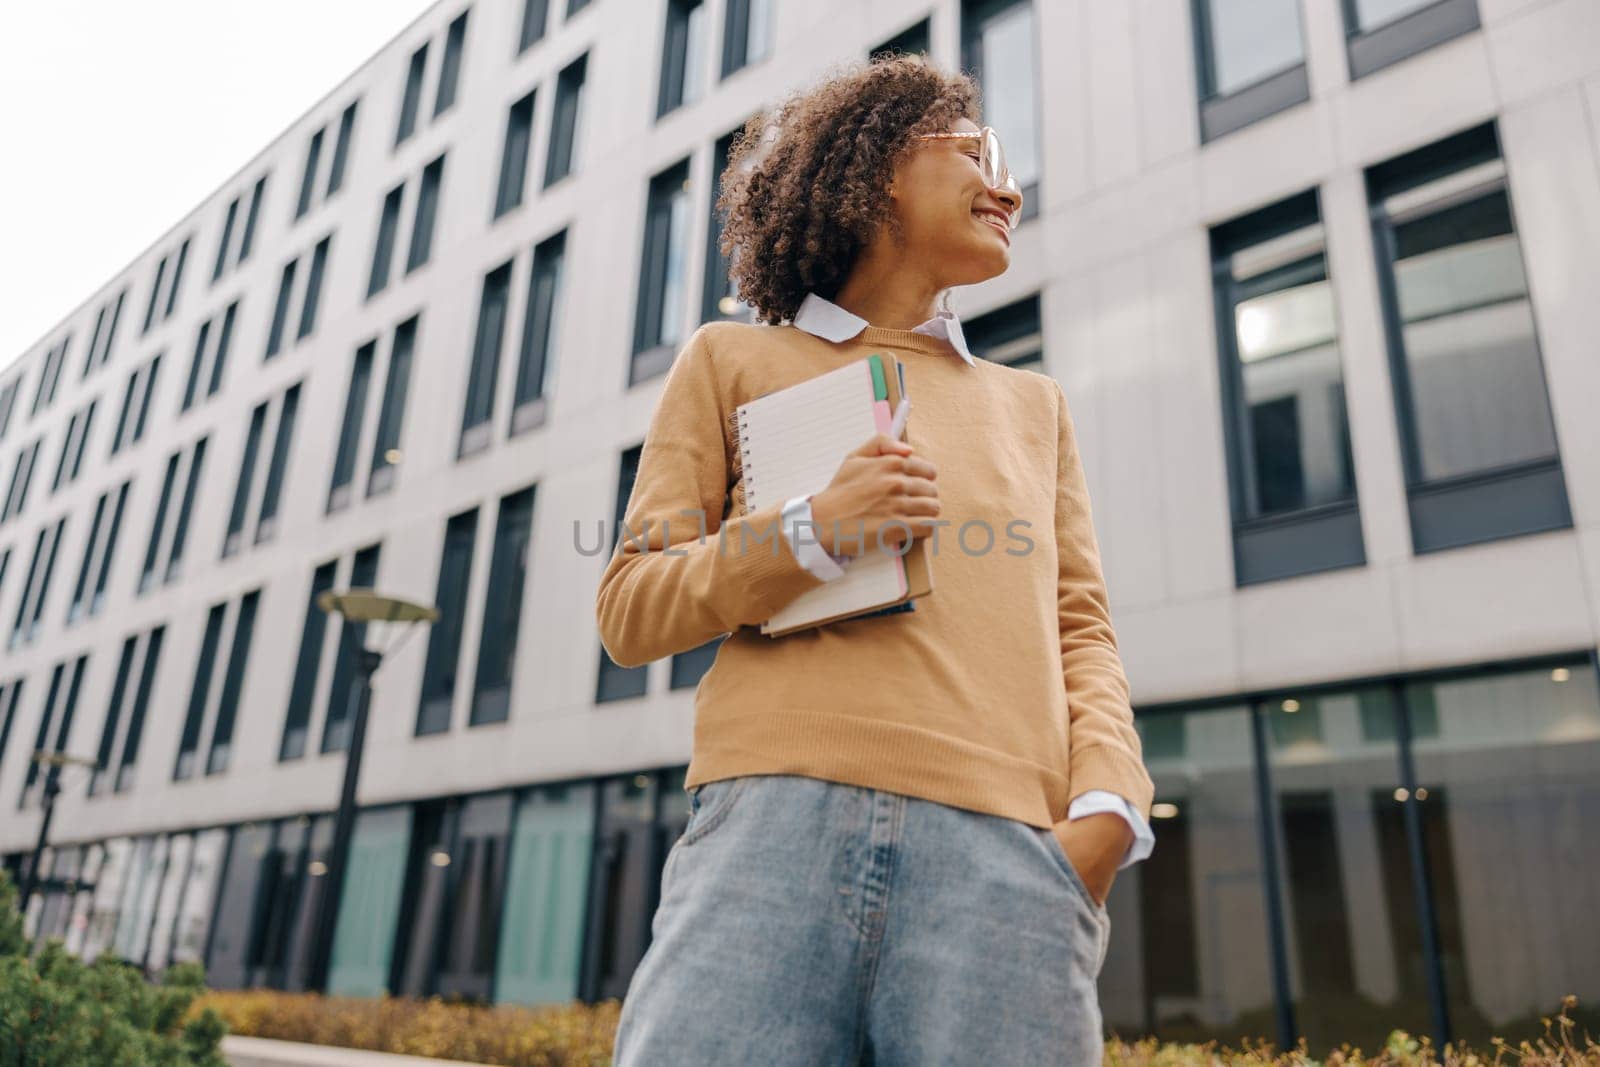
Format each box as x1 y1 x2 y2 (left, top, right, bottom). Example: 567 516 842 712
192 990 618 1066
194 989 1599 1066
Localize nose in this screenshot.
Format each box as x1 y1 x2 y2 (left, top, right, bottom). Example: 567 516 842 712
991 184 1022 226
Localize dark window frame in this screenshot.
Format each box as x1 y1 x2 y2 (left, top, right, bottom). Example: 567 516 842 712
1189 0 1311 143
1364 121 1569 555
1210 191 1367 585
1341 0 1480 80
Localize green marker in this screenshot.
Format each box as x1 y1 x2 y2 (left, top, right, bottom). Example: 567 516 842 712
868 353 888 401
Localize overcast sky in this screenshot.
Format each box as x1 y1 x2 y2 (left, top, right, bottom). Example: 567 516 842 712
0 0 440 366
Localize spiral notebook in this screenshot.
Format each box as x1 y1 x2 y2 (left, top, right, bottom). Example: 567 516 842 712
732 353 934 637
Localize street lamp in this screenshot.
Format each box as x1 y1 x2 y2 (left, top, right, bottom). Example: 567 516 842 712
304 588 437 994
19 751 99 911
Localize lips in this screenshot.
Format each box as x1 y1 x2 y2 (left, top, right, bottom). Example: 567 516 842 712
974 211 1010 241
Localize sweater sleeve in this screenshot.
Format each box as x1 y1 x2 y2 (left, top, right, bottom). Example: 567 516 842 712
595 326 828 667
1051 377 1156 821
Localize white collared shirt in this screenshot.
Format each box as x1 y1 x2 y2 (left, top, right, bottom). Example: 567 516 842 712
775 291 1156 871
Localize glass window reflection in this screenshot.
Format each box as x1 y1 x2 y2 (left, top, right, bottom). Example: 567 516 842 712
1103 707 1275 1047
1202 0 1306 97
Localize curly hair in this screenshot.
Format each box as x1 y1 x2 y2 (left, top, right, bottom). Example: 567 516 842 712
715 54 981 327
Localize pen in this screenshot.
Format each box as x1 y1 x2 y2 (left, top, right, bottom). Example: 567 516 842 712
887 396 911 439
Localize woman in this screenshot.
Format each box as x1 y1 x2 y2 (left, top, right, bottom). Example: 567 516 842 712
596 54 1154 1065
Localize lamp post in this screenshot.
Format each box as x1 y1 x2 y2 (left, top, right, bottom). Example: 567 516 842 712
19 751 99 911
304 588 437 995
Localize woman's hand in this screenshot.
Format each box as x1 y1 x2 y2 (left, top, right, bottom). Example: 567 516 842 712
810 433 940 558
1051 813 1133 907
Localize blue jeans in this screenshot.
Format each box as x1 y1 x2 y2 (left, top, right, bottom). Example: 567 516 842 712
612 773 1112 1065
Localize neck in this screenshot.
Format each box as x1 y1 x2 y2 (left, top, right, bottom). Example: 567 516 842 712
831 245 944 329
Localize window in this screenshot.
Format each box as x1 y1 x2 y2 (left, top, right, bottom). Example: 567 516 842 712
142 237 191 333
703 127 755 325
1211 191 1364 583
213 176 268 281
960 0 1039 224
81 289 127 375
1343 0 1479 79
173 603 225 781
280 561 337 761
212 199 240 281
138 454 180 594
51 399 98 493
254 382 299 543
222 404 267 559
67 480 129 624
1192 0 1309 140
434 11 469 117
417 509 478 736
631 159 693 385
597 446 648 702
7 517 66 650
460 261 512 458
659 0 709 117
89 482 129 618
328 341 375 512
964 294 1043 373
164 240 190 319
512 229 566 433
265 261 297 359
142 258 168 335
544 54 587 189
720 0 772 78
2 439 42 522
163 437 207 584
319 544 382 753
870 18 930 59
494 90 536 218
30 336 71 416
297 236 331 339
0 378 18 440
519 0 549 52
68 493 108 625
327 101 359 195
107 630 161 796
494 782 595 1003
180 302 237 413
109 351 160 456
1366 122 1568 553
18 656 88 809
204 589 261 775
406 155 445 274
368 184 404 298
396 43 430 146
224 384 301 557
471 486 535 725
89 638 138 796
267 235 335 358
368 317 418 497
296 128 325 219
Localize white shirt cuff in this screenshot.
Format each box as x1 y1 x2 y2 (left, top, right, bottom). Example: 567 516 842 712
781 494 849 581
1068 789 1156 870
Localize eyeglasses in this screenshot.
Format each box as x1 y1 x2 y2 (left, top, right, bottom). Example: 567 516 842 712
914 126 1022 227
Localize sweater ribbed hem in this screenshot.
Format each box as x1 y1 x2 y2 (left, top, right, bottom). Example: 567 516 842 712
684 708 1074 830
1067 744 1156 822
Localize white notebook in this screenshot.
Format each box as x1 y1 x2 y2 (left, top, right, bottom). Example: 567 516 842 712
735 358 908 635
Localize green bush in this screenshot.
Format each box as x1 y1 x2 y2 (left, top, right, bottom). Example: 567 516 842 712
0 867 228 1066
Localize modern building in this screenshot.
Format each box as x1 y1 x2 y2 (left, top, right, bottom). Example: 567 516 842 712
2 0 1597 1055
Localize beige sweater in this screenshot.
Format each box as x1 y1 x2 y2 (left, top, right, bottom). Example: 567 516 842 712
595 319 1154 831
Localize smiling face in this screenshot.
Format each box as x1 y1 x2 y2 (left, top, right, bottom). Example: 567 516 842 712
885 117 1024 287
